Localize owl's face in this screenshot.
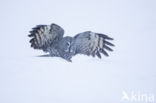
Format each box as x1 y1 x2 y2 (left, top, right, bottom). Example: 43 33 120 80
59 37 73 53
64 41 71 52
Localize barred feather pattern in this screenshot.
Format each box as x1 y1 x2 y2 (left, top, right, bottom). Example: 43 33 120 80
28 24 64 51
71 31 114 58
28 23 114 62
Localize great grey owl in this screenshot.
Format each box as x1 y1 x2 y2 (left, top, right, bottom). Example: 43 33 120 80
28 23 114 62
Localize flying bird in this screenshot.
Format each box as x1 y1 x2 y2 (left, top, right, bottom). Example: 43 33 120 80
28 23 114 62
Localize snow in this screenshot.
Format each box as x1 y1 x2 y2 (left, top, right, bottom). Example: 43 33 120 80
0 0 156 103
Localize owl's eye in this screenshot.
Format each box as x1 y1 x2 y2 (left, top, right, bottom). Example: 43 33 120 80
64 42 70 52
66 42 70 47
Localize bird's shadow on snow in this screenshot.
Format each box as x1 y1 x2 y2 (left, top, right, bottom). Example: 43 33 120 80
36 54 51 57
35 54 70 62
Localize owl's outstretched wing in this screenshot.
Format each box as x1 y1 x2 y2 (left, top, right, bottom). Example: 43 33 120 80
28 23 64 51
71 31 114 58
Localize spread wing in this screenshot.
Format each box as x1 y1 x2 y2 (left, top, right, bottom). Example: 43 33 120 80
71 31 114 58
28 23 64 51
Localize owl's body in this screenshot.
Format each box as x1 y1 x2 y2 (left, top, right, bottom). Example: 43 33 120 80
28 23 114 62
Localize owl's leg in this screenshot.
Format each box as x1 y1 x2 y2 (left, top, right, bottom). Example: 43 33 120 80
61 53 72 62
64 57 72 62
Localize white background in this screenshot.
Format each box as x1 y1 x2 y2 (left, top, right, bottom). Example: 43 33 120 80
0 0 156 103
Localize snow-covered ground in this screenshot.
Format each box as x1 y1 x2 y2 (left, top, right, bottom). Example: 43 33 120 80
0 0 156 103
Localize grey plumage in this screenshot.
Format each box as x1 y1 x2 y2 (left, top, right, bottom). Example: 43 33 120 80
28 23 114 62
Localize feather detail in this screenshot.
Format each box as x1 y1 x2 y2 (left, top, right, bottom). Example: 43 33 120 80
72 31 114 59
28 24 64 51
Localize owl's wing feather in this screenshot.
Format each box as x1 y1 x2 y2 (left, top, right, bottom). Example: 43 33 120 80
72 31 114 58
28 23 64 51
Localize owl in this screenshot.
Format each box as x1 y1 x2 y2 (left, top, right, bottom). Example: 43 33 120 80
28 23 114 62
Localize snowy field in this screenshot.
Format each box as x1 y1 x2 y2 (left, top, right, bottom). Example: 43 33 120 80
0 0 156 103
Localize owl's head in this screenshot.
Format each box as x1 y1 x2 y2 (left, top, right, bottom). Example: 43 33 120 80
59 36 73 52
